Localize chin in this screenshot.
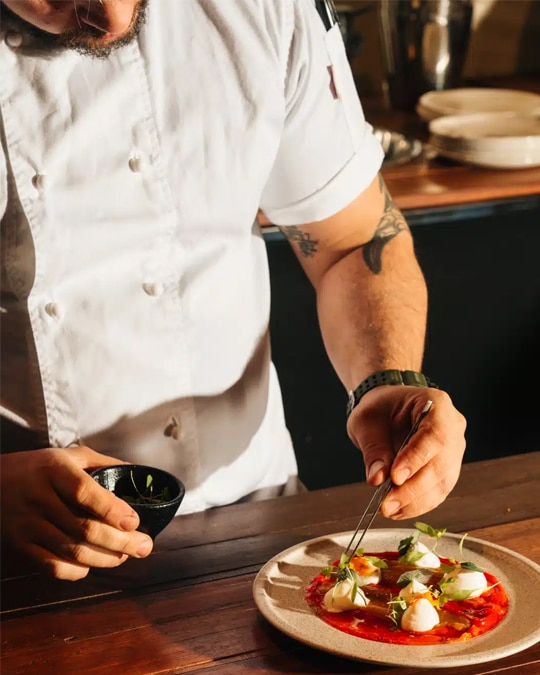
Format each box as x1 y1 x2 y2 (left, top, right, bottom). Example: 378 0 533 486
0 0 148 58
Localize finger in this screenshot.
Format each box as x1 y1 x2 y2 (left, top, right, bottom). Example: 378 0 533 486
65 516 153 560
347 407 395 486
49 460 140 532
389 426 436 487
33 489 153 559
389 394 466 489
382 457 461 519
29 516 132 569
24 542 91 581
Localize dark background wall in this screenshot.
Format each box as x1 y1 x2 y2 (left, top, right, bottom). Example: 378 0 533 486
266 195 540 490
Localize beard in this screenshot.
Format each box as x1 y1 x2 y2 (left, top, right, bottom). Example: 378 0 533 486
0 0 149 58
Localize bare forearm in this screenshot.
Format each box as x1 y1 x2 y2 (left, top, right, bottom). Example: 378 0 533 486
277 174 428 392
316 232 428 392
277 173 466 517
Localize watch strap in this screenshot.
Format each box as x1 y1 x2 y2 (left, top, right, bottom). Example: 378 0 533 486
346 369 438 418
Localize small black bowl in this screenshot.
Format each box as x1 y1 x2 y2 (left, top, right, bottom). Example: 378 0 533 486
91 464 185 539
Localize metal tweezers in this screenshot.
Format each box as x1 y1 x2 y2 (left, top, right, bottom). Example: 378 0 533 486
342 399 434 560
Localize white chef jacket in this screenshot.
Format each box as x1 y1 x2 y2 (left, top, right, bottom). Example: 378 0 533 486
0 0 383 513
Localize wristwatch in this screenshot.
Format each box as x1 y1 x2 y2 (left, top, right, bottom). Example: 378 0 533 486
346 369 439 418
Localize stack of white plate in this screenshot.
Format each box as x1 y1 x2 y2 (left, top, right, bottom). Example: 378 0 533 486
417 88 540 122
428 112 540 169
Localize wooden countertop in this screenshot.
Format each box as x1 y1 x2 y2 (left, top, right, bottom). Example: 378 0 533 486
380 155 540 212
2 452 539 674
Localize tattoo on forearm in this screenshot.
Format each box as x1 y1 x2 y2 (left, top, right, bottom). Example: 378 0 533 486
363 175 409 274
279 226 319 258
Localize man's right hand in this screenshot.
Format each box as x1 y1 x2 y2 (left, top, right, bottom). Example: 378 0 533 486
1 446 154 581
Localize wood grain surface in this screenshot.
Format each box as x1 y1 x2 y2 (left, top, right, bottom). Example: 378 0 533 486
1 452 539 675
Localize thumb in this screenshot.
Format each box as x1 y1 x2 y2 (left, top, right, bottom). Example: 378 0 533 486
53 446 140 529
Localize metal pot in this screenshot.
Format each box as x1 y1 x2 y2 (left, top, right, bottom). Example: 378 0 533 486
379 0 473 110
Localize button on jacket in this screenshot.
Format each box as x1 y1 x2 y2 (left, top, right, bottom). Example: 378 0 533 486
0 0 383 513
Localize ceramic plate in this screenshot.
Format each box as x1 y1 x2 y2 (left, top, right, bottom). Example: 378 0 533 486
416 88 540 121
430 112 540 142
426 112 540 168
253 529 540 668
427 143 540 169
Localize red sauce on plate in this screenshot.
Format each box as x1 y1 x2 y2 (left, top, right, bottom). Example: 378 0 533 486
305 551 509 645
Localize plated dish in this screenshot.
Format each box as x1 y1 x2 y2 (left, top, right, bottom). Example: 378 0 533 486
306 523 508 645
253 528 540 668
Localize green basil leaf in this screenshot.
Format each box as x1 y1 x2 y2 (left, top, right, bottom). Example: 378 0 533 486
442 589 474 602
399 549 426 565
339 553 350 566
460 561 484 572
364 556 388 569
398 532 418 557
396 569 432 587
415 522 446 539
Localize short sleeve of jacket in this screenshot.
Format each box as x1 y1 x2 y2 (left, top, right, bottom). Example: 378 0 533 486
260 0 384 226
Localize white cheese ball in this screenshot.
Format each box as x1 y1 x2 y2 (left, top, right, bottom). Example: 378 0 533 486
401 598 440 632
409 541 441 568
399 578 429 603
323 580 370 613
442 569 488 599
